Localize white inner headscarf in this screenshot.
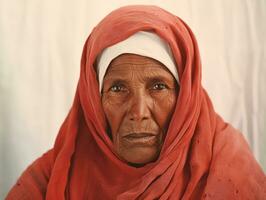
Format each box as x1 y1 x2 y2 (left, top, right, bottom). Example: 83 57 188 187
97 31 179 91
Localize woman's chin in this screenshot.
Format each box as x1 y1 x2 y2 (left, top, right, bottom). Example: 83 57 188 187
120 146 160 167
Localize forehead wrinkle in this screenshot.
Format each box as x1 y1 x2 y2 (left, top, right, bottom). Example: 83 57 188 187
104 64 175 84
106 62 172 77
107 61 165 72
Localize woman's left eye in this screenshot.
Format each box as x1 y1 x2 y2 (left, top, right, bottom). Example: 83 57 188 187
152 83 167 90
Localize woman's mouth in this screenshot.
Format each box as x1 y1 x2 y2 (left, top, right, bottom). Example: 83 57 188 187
122 132 158 146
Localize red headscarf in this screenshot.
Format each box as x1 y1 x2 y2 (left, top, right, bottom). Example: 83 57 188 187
7 5 266 200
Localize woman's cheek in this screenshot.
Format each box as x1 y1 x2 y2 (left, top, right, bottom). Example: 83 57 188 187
152 91 177 128
102 98 127 142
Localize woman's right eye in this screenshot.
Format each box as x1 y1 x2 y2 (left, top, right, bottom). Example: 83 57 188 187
110 85 124 92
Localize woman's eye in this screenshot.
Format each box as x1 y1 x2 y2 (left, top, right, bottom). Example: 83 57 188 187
110 85 124 92
152 83 167 90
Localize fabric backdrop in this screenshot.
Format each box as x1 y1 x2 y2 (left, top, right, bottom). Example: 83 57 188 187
0 0 265 198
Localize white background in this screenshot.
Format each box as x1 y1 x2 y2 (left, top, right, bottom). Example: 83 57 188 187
0 0 265 198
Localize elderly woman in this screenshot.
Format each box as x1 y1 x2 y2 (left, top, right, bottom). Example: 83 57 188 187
6 5 265 200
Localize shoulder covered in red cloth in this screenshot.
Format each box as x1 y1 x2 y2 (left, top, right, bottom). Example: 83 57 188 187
6 149 54 199
202 124 266 199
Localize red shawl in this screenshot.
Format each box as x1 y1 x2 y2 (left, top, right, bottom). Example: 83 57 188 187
6 5 266 200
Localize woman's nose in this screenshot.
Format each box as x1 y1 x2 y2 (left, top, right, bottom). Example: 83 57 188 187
128 91 151 121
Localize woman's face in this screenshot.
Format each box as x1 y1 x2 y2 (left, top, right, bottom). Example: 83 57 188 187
101 54 178 166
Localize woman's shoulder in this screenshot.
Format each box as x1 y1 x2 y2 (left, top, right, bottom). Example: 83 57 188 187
5 149 54 200
205 123 266 199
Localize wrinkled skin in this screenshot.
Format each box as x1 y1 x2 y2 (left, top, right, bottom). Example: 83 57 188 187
101 54 178 166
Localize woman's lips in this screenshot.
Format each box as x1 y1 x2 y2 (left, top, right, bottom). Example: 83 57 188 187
122 132 158 146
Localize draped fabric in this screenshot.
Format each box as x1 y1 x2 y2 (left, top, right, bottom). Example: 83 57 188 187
6 5 266 200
